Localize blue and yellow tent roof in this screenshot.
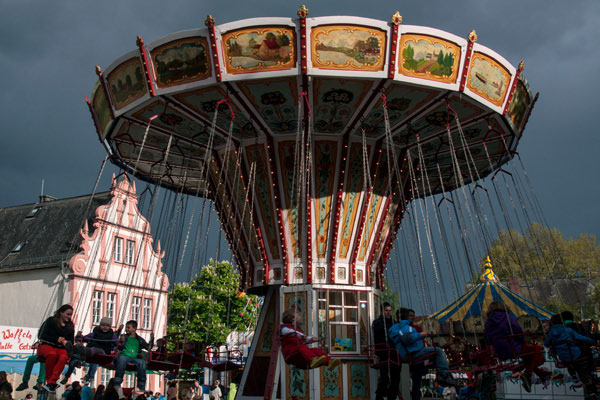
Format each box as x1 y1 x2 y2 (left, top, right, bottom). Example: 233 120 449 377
430 257 552 322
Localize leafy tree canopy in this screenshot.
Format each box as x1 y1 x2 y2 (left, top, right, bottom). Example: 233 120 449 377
167 260 260 346
485 222 600 281
483 222 600 318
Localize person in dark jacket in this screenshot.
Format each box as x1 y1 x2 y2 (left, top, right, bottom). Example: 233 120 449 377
37 304 75 393
114 320 150 393
483 301 548 392
61 331 84 384
545 313 597 397
79 317 123 383
372 302 401 400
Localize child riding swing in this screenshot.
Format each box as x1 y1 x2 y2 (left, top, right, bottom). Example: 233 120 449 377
279 308 340 370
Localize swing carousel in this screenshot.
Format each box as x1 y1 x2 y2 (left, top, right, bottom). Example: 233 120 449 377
86 6 538 399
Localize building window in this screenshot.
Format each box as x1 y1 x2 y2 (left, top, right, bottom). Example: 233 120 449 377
125 240 135 265
92 291 103 325
100 368 112 387
114 237 123 262
318 290 369 355
106 293 116 321
143 298 152 330
131 296 141 322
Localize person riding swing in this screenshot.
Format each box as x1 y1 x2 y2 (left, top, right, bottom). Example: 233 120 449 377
279 308 340 370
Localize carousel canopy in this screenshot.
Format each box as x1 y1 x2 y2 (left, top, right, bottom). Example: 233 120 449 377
430 257 552 322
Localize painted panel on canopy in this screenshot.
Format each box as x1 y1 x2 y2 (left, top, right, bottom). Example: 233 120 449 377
347 362 370 399
246 144 280 259
357 153 390 262
173 86 257 138
92 80 113 139
277 141 302 258
337 143 368 259
311 25 386 71
320 363 342 399
222 26 296 74
466 52 511 107
106 57 148 110
150 37 211 88
393 97 486 146
507 78 531 131
313 78 372 134
398 34 461 84
237 78 298 134
358 83 441 138
220 149 262 261
312 141 338 259
131 100 224 145
209 160 250 262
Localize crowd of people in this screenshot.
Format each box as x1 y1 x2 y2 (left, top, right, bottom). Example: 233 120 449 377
0 303 245 400
2 301 599 399
370 301 599 400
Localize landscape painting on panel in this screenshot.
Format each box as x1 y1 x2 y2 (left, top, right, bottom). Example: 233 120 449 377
508 79 530 129
467 52 511 107
152 37 211 87
399 34 460 84
223 27 295 73
311 25 386 71
107 58 147 110
92 81 111 137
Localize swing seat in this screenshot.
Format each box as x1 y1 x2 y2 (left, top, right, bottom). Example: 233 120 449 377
86 352 118 365
146 350 179 372
283 351 311 370
366 344 401 369
211 361 241 372
165 352 202 369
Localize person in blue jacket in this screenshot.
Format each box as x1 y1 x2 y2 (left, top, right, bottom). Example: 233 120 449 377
545 313 597 398
388 308 458 389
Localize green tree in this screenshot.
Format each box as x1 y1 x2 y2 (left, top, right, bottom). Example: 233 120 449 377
484 223 600 317
167 260 260 345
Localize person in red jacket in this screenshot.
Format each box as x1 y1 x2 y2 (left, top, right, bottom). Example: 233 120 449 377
279 308 340 370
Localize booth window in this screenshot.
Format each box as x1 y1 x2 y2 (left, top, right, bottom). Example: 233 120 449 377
318 290 369 354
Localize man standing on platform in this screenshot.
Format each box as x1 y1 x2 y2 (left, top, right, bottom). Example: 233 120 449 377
372 302 401 400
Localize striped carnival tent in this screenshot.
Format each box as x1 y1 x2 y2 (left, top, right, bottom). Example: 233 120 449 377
430 257 552 322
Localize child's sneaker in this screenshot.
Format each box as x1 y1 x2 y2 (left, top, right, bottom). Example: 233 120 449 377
327 358 341 371
16 382 29 391
60 377 68 385
309 355 327 369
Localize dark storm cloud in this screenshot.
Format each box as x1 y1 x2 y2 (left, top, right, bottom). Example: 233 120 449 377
0 0 598 244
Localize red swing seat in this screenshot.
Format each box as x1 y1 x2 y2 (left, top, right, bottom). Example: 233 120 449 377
210 347 242 372
146 350 179 372
366 343 437 370
86 352 118 365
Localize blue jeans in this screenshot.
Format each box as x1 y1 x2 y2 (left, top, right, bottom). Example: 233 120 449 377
64 354 81 379
411 347 450 377
84 348 105 381
114 356 146 390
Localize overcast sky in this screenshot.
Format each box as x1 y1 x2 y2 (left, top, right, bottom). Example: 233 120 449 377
1 1 599 301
